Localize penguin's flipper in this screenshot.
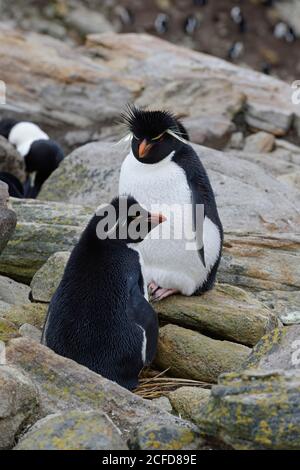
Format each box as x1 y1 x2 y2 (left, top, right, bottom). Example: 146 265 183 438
127 282 159 365
190 179 206 268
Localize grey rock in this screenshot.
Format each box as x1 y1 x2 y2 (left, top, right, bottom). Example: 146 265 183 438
39 142 123 207
0 136 26 182
244 326 300 372
197 369 300 450
279 311 300 325
15 410 126 450
243 131 275 153
40 141 300 236
0 26 299 154
66 7 116 36
1 303 47 330
6 337 200 446
245 102 293 136
255 290 300 321
183 116 235 149
0 182 16 255
168 387 211 423
19 323 42 342
30 252 70 302
277 171 300 191
0 198 91 282
155 324 251 383
151 397 173 414
0 275 30 306
0 300 11 315
128 417 202 450
227 131 244 150
0 365 39 449
219 233 300 293
0 317 19 343
154 284 278 347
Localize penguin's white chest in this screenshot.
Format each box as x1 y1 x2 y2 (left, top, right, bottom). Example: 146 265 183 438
119 152 221 295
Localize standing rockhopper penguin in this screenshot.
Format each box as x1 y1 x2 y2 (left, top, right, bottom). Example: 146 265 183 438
42 196 164 391
0 119 64 198
119 106 223 301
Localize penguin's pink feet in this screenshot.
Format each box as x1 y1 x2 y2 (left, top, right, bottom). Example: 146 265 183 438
151 287 179 302
148 281 159 294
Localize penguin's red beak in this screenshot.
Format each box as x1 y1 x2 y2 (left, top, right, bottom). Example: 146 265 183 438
148 212 167 226
139 139 153 158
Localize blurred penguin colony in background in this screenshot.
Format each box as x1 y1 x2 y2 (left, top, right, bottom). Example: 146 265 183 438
113 0 298 81
0 119 64 198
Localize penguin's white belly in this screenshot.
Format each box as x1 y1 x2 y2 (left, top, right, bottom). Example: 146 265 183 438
119 152 221 295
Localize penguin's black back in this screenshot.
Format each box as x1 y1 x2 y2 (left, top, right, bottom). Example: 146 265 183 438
0 118 18 139
172 143 223 293
42 216 156 390
25 139 64 174
173 143 222 230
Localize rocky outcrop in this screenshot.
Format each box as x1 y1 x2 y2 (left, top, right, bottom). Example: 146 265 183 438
129 418 201 451
168 387 211 423
0 365 40 449
30 252 70 302
155 284 278 347
39 140 300 236
0 317 19 343
2 303 47 330
15 411 127 450
39 142 123 206
243 325 300 372
0 275 30 307
155 324 250 383
197 369 300 450
0 1 117 44
0 26 299 152
0 198 91 282
196 323 300 449
0 182 16 255
7 337 201 449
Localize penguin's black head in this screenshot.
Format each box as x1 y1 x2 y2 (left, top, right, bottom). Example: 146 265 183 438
121 106 189 164
94 195 166 245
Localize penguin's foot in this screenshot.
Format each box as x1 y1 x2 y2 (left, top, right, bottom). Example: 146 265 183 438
148 281 159 294
151 287 179 302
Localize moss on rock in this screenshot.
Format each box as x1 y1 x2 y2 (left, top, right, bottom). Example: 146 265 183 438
196 369 300 449
2 303 47 329
15 410 127 450
155 324 251 383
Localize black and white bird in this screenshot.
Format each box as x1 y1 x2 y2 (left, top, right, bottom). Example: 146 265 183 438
184 15 198 36
228 41 244 60
42 196 163 391
0 119 64 198
119 106 223 301
273 22 296 43
154 13 169 34
230 6 246 33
